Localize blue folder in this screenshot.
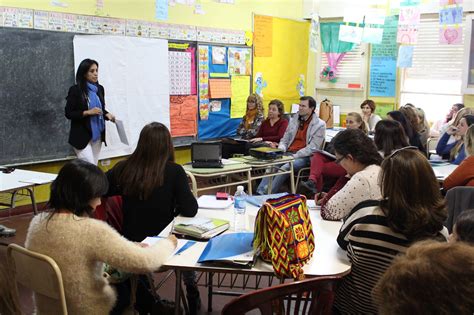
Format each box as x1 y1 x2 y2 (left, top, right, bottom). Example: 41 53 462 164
198 232 255 267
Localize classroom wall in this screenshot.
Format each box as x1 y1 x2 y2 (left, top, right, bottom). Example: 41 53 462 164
2 0 309 205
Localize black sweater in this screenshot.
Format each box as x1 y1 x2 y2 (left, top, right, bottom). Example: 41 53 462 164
106 162 198 241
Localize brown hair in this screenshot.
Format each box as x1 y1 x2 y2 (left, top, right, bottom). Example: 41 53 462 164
374 120 409 157
268 99 285 117
380 149 447 240
347 112 368 134
454 209 474 244
400 106 421 133
374 241 474 315
360 99 376 113
246 93 264 115
117 122 175 200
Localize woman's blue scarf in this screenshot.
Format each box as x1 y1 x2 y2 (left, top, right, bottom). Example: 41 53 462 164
87 82 105 142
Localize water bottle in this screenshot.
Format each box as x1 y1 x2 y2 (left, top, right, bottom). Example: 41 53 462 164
234 185 247 232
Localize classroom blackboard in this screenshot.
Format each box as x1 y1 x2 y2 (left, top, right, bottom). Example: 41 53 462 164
0 28 76 165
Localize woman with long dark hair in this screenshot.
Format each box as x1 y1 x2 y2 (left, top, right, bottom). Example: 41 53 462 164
334 148 448 314
25 160 176 315
374 120 409 157
65 58 115 165
106 122 199 314
387 110 423 152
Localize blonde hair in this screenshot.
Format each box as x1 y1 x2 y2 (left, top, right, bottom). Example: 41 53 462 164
246 93 264 115
464 124 474 157
451 107 474 128
347 112 368 134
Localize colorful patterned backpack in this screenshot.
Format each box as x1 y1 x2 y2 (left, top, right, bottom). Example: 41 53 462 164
253 194 315 280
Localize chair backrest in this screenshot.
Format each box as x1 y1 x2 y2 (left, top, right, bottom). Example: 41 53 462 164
221 276 340 315
445 186 474 233
426 137 439 157
7 244 68 315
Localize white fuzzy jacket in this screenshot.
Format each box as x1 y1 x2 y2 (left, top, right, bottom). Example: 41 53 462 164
25 212 175 315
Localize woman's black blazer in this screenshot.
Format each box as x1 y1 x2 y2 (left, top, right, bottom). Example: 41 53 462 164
65 84 109 150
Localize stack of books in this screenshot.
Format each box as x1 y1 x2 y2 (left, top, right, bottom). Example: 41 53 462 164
173 217 230 240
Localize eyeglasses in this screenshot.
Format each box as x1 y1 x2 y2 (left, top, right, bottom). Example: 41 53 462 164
335 155 346 164
387 146 418 159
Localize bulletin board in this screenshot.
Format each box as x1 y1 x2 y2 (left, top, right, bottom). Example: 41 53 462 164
197 44 253 140
253 14 310 112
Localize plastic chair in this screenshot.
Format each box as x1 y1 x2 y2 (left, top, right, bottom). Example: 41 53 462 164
221 276 340 315
445 186 474 233
7 243 68 315
426 137 439 158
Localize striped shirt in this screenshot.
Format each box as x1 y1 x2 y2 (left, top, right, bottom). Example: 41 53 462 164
334 200 448 314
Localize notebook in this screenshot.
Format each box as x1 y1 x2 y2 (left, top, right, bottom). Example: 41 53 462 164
172 217 230 240
191 142 224 168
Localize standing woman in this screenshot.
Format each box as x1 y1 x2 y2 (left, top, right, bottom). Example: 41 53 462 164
65 59 115 165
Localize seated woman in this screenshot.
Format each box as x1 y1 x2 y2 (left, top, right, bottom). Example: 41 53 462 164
334 148 448 314
248 99 288 148
25 160 177 315
360 99 381 132
222 93 265 158
106 122 199 314
450 209 474 244
301 112 367 194
443 124 474 190
431 102 465 137
400 105 426 150
436 114 474 165
374 120 409 157
374 241 474 315
387 110 424 151
318 128 382 221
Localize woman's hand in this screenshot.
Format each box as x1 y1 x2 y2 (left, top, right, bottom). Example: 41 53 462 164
84 108 102 116
268 142 278 148
447 125 458 136
249 137 263 143
167 235 178 248
315 192 327 205
105 112 116 122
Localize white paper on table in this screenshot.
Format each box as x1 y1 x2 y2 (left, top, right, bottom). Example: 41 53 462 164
19 178 52 185
197 195 234 209
115 120 129 145
141 237 188 256
221 159 242 165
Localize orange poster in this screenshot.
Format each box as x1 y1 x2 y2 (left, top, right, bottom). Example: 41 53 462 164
254 15 273 57
209 79 231 98
170 95 198 137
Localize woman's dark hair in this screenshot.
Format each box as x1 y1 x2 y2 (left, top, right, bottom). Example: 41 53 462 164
374 120 409 157
380 149 447 240
387 110 414 139
454 209 474 244
300 96 316 109
332 129 383 166
400 106 421 133
268 99 285 117
360 99 376 113
76 58 99 97
463 114 474 127
49 159 108 217
453 103 465 111
117 122 175 200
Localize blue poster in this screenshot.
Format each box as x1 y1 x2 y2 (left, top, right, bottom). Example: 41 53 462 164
370 57 397 97
198 99 240 139
397 45 414 68
439 7 463 25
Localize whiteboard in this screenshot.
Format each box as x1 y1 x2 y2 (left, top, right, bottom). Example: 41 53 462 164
73 35 170 159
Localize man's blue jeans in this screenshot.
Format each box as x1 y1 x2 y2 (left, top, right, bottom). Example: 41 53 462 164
256 157 310 194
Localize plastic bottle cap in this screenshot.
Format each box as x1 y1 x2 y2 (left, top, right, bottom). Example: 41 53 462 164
237 185 244 192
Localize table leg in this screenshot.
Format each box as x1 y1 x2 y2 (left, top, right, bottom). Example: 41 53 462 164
174 270 182 315
246 170 252 195
289 162 295 194
26 188 38 215
208 272 214 312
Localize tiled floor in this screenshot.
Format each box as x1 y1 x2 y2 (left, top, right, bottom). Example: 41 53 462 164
0 210 274 314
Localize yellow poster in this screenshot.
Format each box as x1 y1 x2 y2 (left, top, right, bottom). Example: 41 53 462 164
230 75 250 118
254 15 273 57
253 15 310 112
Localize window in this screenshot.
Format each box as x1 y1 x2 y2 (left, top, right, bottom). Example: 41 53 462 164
400 16 464 123
316 43 369 90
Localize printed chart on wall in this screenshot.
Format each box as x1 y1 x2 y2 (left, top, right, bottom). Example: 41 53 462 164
168 41 198 138
198 44 252 140
369 15 398 97
253 14 310 112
